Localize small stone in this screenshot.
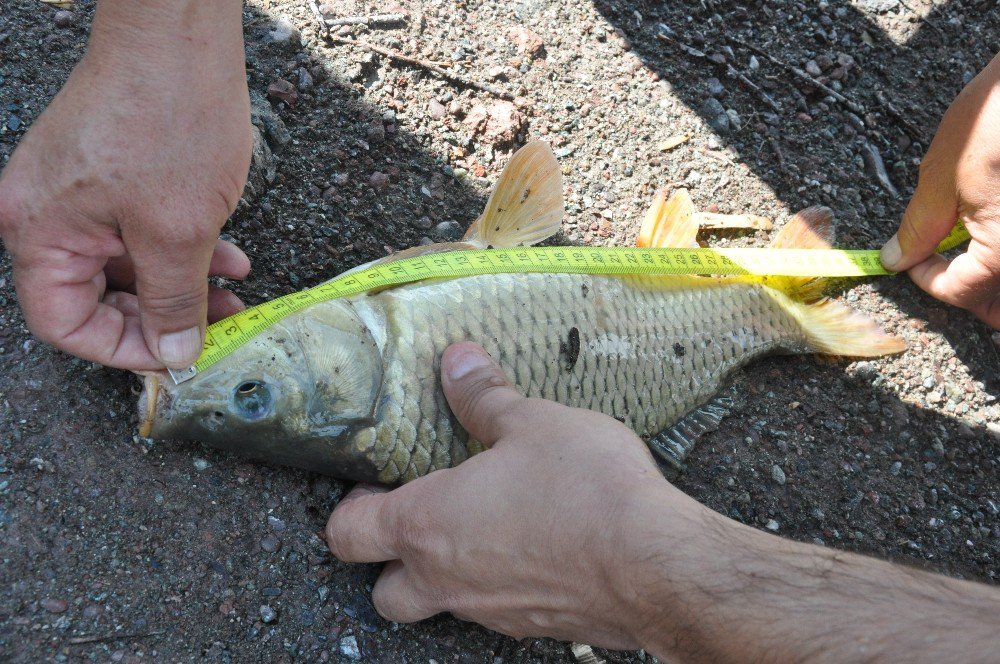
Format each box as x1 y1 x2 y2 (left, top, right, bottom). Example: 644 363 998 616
339 635 361 660
433 221 463 242
507 26 545 57
725 109 742 131
259 534 281 553
267 16 300 47
428 99 446 120
368 171 390 193
804 60 823 77
192 458 210 471
414 216 433 230
748 55 759 71
259 605 278 624
267 515 286 532
53 10 74 28
765 519 780 531
366 122 386 144
771 465 786 485
701 97 729 134
297 68 314 92
41 598 68 613
890 461 902 476
815 54 834 70
462 101 527 146
705 77 725 97
267 79 298 107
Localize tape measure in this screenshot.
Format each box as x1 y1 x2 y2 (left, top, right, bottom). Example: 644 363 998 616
168 221 972 383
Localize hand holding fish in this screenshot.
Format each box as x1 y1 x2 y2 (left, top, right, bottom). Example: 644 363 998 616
0 0 251 370
882 52 1000 327
328 342 1000 661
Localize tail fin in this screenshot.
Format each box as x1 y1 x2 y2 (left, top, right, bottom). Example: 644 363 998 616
784 298 906 357
764 206 835 302
463 141 564 248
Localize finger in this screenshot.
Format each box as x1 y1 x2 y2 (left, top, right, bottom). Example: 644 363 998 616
325 485 398 563
440 342 524 448
209 239 251 280
908 244 1000 315
372 560 437 623
125 222 217 369
14 253 160 370
207 287 245 323
103 290 141 318
881 151 958 271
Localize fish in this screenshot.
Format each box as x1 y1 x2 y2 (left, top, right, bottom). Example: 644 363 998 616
137 141 905 484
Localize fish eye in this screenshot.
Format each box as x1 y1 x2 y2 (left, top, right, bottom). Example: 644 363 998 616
231 380 272 420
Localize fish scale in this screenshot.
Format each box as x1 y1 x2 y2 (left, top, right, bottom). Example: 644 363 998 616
364 271 805 484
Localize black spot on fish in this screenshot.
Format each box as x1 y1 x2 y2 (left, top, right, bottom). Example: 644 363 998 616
521 187 531 203
581 284 589 298
673 342 686 357
559 327 581 372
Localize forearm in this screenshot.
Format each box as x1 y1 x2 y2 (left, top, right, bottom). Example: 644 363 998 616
629 487 1000 663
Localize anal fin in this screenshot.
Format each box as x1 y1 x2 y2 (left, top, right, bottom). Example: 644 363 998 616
646 395 733 474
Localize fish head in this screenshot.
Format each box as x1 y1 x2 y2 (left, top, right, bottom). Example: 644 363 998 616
138 301 386 480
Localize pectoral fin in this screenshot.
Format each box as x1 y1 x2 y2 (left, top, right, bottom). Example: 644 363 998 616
647 395 733 473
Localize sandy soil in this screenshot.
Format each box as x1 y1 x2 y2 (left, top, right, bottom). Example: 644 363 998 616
1 0 998 661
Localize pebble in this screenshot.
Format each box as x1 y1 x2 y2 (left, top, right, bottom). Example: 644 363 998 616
192 458 210 471
297 68 313 92
259 605 277 624
805 60 823 77
267 515 286 532
339 635 361 660
701 97 729 134
725 109 742 131
267 16 300 47
771 465 786 485
433 221 463 241
705 77 725 98
427 99 446 120
259 534 281 553
890 461 902 476
368 171 390 193
41 598 68 614
507 26 545 57
267 79 298 107
53 10 74 28
765 519 780 531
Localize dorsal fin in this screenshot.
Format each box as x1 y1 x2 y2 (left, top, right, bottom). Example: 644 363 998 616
636 188 699 248
463 140 564 248
770 206 835 249
764 206 836 302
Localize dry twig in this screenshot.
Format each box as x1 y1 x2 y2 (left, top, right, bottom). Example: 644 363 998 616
322 13 407 27
308 0 513 100
68 630 165 646
726 36 865 115
656 31 782 113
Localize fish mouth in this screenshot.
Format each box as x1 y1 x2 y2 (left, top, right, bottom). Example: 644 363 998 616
137 374 161 438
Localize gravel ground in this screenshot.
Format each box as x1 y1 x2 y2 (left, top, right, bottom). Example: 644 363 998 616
1 0 999 661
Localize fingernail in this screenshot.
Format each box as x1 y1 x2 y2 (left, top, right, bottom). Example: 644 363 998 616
446 346 492 382
158 326 202 368
880 234 902 269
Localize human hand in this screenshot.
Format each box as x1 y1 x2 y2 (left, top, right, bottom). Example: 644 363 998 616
0 0 252 370
325 342 683 648
881 52 1000 327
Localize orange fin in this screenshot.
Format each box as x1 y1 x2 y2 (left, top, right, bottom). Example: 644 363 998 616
466 140 564 248
786 298 906 357
636 188 699 248
764 206 836 302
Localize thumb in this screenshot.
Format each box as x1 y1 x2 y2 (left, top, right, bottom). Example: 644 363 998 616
881 142 959 272
440 342 523 448
127 224 217 369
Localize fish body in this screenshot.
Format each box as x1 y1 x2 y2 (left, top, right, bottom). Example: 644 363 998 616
139 143 904 482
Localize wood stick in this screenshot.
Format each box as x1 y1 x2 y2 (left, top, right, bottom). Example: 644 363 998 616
308 0 513 100
322 13 407 27
68 630 165 646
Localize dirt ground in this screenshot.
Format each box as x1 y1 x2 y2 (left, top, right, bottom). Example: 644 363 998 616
2 0 999 661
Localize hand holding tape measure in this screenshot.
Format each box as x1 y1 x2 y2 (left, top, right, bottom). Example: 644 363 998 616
168 221 972 384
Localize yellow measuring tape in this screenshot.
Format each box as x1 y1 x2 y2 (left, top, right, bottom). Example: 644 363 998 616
168 222 972 383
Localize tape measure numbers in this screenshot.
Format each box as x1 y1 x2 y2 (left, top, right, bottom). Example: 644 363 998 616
168 221 972 384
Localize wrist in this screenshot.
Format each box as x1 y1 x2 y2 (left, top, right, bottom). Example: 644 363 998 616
86 0 246 74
